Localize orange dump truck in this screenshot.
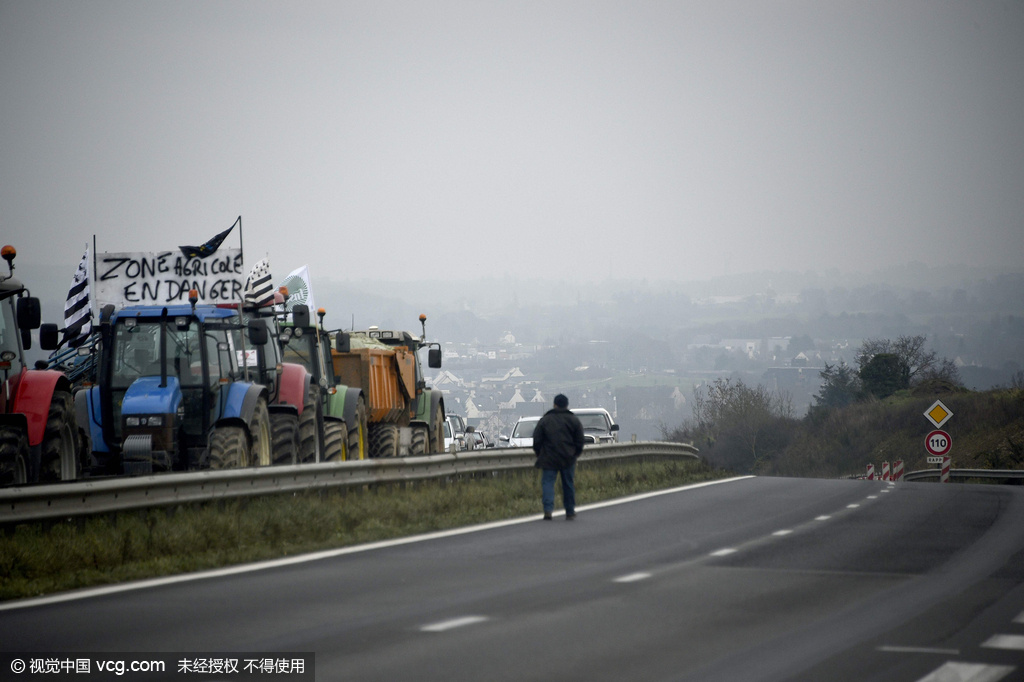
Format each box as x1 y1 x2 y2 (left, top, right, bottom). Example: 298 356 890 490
331 319 445 458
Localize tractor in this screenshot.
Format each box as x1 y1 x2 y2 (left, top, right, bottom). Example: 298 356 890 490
77 292 278 474
0 245 80 486
278 304 368 461
331 315 446 457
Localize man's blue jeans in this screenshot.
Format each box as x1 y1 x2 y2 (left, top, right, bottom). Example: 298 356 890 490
541 463 576 515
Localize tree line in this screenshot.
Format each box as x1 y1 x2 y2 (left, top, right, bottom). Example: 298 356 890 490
664 335 979 475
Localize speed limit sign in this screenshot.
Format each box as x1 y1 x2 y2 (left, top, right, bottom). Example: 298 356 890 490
925 430 952 457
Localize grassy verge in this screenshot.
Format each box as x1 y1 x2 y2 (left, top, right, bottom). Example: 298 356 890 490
0 458 725 602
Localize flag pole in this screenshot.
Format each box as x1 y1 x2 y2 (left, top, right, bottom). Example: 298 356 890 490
92 234 98 321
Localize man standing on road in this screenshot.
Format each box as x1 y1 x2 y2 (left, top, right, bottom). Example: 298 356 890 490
533 394 585 520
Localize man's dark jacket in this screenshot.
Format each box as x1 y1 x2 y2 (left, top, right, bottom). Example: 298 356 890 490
532 406 585 470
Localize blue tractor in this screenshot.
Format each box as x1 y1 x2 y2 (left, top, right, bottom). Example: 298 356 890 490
77 297 275 474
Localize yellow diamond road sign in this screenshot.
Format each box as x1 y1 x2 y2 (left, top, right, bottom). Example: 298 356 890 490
925 400 953 428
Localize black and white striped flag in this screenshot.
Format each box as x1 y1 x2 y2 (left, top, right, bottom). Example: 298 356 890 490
243 258 274 308
63 246 92 347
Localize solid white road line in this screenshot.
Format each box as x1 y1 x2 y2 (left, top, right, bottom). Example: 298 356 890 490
421 616 489 633
0 475 756 612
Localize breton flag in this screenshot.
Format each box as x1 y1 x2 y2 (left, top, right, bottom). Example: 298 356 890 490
243 258 274 308
178 217 238 259
63 246 92 348
279 265 316 316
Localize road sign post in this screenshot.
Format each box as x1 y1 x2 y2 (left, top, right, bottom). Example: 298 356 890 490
924 402 953 482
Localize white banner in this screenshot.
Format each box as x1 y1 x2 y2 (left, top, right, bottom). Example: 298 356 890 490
96 250 244 307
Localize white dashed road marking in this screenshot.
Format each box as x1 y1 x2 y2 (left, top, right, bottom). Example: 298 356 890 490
981 634 1024 651
421 616 489 632
914 662 1015 682
710 548 737 557
877 645 960 655
772 529 793 536
614 572 652 583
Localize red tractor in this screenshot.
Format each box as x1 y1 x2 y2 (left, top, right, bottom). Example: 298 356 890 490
0 245 80 486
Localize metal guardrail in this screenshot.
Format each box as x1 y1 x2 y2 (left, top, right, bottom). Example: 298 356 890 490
0 441 699 524
903 468 1024 483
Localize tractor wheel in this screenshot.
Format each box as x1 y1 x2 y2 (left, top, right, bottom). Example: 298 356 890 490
298 384 323 463
270 412 299 465
207 425 248 469
430 403 445 454
0 426 28 486
40 391 79 482
347 396 368 461
410 426 428 456
249 398 273 467
323 419 347 462
368 422 399 458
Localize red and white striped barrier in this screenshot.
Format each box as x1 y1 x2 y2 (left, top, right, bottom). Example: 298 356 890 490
866 464 875 480
882 461 890 481
892 460 904 482
941 456 951 483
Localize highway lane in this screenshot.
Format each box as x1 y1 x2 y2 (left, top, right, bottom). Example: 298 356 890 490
2 476 1023 681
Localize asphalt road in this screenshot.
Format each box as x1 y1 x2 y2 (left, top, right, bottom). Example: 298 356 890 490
3 476 1024 682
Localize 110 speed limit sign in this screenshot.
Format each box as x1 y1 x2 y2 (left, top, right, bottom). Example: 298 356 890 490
925 430 952 457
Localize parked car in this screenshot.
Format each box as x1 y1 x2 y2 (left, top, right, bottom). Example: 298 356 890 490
506 416 540 448
572 407 619 444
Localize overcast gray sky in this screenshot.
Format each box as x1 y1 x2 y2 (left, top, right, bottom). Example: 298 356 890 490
2 1 1023 292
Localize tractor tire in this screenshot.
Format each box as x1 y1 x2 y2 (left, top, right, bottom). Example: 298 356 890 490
430 403 445 454
40 391 80 482
249 398 273 467
207 425 248 469
270 411 299 465
323 419 347 462
410 425 428 456
347 396 368 461
298 384 324 463
368 422 399 458
0 426 29 487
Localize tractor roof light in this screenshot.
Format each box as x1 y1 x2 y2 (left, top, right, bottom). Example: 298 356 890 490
1 245 15 276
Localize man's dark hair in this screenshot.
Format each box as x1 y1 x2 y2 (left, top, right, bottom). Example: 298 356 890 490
553 394 569 408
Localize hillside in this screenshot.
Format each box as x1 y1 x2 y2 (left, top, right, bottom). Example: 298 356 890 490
671 387 1024 479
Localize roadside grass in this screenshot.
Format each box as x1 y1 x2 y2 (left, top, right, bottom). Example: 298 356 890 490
0 458 724 602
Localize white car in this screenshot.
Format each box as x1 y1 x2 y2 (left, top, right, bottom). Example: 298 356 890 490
444 414 467 452
507 416 541 448
572 407 619 444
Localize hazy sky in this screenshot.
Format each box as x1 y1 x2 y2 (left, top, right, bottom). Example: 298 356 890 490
2 1 1023 290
